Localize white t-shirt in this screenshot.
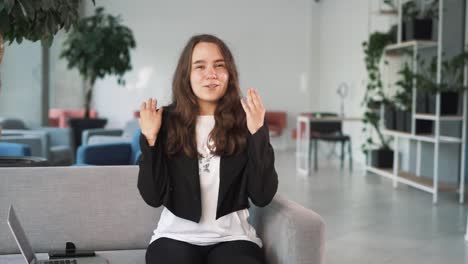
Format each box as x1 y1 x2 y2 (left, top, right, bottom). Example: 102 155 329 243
150 115 262 247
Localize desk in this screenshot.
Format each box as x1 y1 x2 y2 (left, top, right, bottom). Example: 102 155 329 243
1 253 109 264
0 156 48 167
296 114 362 175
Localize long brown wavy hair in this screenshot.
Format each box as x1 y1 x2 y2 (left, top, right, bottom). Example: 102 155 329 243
165 34 247 158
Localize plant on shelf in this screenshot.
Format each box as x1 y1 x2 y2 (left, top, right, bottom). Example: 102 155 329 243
392 63 414 132
394 63 413 110
361 30 395 158
60 6 136 119
382 0 398 11
401 0 439 41
403 0 439 21
412 51 468 115
418 52 468 92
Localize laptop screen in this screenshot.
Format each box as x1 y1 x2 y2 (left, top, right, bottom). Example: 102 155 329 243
7 205 36 264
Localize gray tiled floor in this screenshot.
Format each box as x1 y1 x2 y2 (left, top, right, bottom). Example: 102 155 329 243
274 149 468 264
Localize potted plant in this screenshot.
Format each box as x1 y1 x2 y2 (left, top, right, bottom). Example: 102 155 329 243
402 0 438 41
413 51 468 116
392 63 413 133
60 7 136 148
362 30 395 168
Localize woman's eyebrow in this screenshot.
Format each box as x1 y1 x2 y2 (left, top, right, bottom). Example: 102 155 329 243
193 59 225 64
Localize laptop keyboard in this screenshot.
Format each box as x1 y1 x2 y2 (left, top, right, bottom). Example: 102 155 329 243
43 260 77 264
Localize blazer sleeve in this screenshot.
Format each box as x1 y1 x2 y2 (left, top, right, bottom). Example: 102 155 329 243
245 121 279 207
137 110 170 208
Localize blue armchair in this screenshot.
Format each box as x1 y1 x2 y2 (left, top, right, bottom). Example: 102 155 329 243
75 130 141 165
0 142 31 156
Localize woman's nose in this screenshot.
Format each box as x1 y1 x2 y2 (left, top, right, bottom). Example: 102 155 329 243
206 66 217 78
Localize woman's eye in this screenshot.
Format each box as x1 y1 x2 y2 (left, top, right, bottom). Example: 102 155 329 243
216 64 225 68
195 65 204 69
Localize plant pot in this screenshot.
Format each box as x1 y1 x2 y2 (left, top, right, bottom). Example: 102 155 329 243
404 111 412 133
427 93 436 114
402 19 433 41
395 110 407 132
370 149 394 169
416 91 427 113
68 118 107 150
415 120 433 134
441 92 460 115
394 110 412 132
384 105 396 130
427 92 459 115
367 101 382 111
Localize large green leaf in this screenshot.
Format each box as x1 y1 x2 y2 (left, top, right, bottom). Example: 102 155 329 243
41 0 53 11
0 11 10 34
18 0 34 18
1 0 93 46
4 0 15 13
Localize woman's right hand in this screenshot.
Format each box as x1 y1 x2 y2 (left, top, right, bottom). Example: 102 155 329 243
139 98 163 146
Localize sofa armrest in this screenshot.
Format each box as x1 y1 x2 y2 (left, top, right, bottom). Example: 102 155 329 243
0 132 48 159
249 194 325 264
34 127 72 147
82 129 124 146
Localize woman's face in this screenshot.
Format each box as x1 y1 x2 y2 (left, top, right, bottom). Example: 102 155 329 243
190 42 229 107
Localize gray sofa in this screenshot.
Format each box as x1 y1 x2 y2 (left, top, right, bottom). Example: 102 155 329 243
0 166 325 264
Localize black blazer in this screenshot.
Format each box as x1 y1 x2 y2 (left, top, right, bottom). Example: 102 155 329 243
137 106 278 223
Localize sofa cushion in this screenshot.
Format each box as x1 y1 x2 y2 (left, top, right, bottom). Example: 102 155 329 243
97 249 145 264
0 167 161 255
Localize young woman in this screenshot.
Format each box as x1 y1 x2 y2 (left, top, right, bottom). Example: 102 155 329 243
138 34 278 264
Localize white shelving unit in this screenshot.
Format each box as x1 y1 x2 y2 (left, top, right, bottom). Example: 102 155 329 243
366 0 467 204
384 40 437 54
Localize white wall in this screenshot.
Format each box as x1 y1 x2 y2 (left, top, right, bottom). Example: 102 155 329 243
314 0 397 163
1 0 405 166
49 31 85 110
70 0 321 131
0 41 42 128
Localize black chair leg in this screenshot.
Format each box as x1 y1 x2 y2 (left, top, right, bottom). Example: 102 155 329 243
308 140 313 172
314 140 318 172
348 139 353 172
340 141 344 170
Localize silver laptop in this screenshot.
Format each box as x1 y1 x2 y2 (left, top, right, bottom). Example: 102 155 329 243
7 205 108 264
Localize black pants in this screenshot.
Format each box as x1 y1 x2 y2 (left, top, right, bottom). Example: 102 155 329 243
146 237 265 264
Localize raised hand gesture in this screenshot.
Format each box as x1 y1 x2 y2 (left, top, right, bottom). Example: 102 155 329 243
138 98 163 146
240 88 265 135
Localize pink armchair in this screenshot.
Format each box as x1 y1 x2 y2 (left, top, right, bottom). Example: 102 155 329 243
49 109 98 128
265 111 287 137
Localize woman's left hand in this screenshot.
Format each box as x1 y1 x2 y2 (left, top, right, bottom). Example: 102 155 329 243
240 88 265 134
